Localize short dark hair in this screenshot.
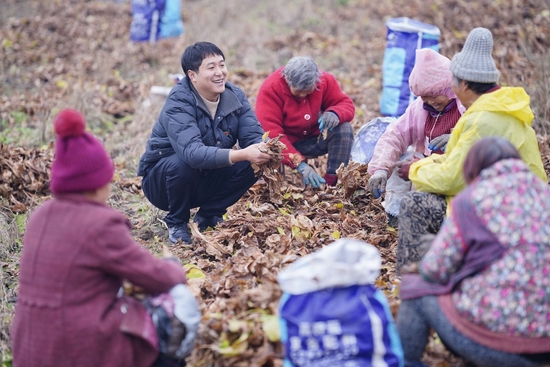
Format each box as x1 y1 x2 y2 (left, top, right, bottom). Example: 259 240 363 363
453 76 497 94
463 137 521 184
181 42 225 75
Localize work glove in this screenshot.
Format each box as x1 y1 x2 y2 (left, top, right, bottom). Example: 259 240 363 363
367 170 388 199
318 111 339 133
297 162 326 188
396 156 421 181
428 134 450 152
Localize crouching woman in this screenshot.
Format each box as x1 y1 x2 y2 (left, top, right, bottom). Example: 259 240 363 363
11 110 188 367
397 137 550 367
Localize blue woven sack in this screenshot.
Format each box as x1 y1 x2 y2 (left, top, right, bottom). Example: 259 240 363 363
130 0 166 42
278 239 404 367
380 18 440 117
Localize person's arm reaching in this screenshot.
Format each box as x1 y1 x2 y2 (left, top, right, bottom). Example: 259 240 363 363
409 118 481 196
229 143 271 164
367 98 428 176
95 215 186 294
319 73 355 124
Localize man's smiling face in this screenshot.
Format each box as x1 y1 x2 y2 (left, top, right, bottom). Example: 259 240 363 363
189 54 227 102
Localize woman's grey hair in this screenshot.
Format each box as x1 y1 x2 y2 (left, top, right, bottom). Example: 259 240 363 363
282 56 321 91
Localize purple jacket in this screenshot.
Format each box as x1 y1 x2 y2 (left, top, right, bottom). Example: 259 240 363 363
11 194 187 367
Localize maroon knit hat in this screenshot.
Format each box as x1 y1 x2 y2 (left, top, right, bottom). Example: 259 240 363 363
50 109 114 194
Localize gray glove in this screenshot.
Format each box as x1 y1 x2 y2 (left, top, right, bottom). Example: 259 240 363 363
367 170 388 198
297 162 326 188
428 134 451 152
318 111 339 132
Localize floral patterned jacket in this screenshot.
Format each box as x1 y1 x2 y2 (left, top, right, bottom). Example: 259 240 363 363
421 159 550 337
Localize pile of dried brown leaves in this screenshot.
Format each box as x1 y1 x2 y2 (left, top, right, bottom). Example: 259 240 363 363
167 163 399 367
4 137 550 366
0 143 53 212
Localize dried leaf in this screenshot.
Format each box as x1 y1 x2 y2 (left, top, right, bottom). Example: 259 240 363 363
261 314 280 342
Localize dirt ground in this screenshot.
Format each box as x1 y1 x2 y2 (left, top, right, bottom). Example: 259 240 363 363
1 0 550 366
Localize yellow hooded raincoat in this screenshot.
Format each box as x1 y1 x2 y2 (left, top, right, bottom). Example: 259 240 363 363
409 87 547 201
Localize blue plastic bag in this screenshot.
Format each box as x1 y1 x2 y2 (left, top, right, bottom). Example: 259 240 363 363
351 117 395 164
278 239 404 367
380 18 440 117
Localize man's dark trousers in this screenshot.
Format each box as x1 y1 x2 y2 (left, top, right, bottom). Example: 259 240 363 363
141 154 257 227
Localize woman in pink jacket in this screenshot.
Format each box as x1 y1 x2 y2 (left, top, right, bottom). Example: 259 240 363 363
11 110 188 367
256 56 356 188
366 49 465 226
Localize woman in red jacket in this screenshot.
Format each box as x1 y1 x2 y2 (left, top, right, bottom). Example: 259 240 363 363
11 110 188 367
256 56 355 188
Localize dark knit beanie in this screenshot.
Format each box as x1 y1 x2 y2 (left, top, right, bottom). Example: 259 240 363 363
50 109 114 194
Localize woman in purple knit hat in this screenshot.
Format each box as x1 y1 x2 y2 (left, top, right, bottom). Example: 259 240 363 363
11 109 188 367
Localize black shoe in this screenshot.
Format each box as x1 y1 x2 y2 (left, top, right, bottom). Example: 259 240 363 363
193 212 223 231
388 214 399 229
152 353 186 367
168 224 192 244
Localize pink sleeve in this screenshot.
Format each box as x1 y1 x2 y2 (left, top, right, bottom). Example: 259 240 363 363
367 98 429 175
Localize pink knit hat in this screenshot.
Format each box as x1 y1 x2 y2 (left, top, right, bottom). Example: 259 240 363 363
408 48 454 99
50 109 114 194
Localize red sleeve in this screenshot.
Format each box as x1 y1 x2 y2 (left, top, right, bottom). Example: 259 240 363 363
320 73 356 124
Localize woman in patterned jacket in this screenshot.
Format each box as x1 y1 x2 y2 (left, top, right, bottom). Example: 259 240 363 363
397 137 550 367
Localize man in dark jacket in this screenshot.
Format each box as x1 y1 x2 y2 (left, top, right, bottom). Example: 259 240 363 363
138 42 271 244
